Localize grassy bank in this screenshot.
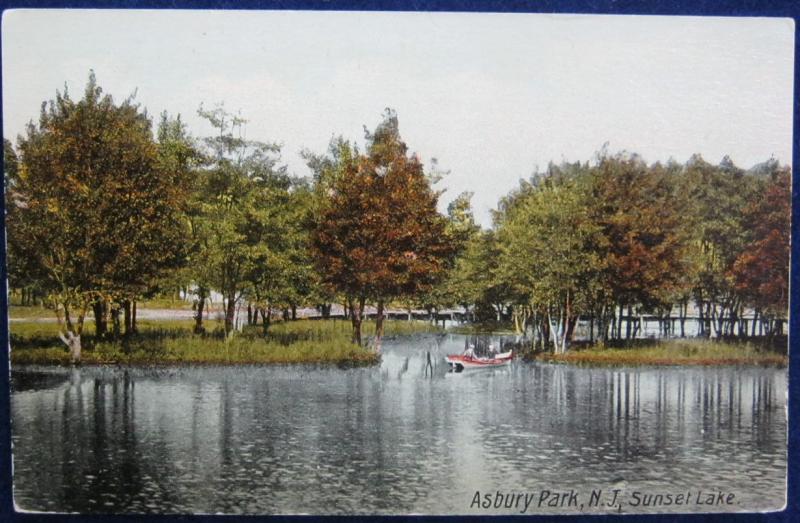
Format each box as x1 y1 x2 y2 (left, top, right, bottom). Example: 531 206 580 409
9 318 442 366
535 339 787 367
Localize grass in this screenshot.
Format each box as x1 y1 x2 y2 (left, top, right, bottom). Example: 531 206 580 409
136 297 194 310
9 317 440 367
8 305 55 320
535 339 787 367
447 321 516 335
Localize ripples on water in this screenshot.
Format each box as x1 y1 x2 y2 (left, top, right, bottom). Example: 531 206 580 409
10 333 786 514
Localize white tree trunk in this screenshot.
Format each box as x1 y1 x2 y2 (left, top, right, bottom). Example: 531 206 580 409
548 312 560 354
58 331 82 363
709 305 719 339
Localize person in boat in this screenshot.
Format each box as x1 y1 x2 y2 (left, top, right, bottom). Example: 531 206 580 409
463 344 476 358
487 343 498 358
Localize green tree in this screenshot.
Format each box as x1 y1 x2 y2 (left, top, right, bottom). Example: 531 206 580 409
4 139 40 304
680 155 759 337
192 104 287 336
245 173 313 332
417 191 480 321
497 170 603 353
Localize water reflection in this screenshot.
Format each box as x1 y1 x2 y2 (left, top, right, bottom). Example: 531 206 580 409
11 334 786 514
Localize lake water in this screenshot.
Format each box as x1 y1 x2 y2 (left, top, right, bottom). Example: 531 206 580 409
10 334 786 515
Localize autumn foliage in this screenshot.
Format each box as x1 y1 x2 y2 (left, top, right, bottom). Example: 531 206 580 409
311 110 457 347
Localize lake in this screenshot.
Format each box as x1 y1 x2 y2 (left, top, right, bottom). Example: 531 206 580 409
10 333 786 515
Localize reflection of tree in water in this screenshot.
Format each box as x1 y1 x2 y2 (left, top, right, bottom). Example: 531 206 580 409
505 365 783 464
55 370 186 512
10 356 785 514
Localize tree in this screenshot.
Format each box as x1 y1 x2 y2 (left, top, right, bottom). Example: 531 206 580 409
192 104 287 336
245 173 313 333
680 155 759 337
97 111 194 337
7 72 190 360
311 109 457 348
497 171 603 353
4 139 42 304
417 191 480 321
731 165 791 338
588 153 688 341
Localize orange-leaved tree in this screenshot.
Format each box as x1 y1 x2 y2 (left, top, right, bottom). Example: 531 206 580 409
731 166 791 339
311 110 457 349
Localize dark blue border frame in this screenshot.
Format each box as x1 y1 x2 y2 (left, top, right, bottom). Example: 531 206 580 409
0 1 796 522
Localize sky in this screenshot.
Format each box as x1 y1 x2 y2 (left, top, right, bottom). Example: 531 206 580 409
2 10 795 225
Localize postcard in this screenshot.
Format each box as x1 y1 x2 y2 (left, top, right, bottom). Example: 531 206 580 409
2 8 792 516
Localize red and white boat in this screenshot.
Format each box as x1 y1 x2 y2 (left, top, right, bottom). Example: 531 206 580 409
445 350 513 372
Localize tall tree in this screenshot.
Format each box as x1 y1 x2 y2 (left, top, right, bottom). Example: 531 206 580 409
417 191 480 320
311 110 457 348
193 104 287 336
497 171 603 353
588 153 688 341
731 164 791 337
680 155 759 337
7 73 190 360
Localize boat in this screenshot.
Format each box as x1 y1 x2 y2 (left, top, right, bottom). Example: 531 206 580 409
445 350 513 372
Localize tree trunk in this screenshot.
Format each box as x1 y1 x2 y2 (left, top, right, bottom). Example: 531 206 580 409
111 304 121 339
350 296 365 346
625 305 633 340
132 301 137 333
565 316 577 343
247 304 253 325
709 305 719 339
123 300 132 336
93 299 108 338
194 294 206 334
540 316 550 350
224 292 237 336
679 302 686 338
374 299 385 352
547 311 560 354
55 303 86 363
698 300 705 337
59 331 82 363
751 310 759 337
291 305 297 321
260 307 271 335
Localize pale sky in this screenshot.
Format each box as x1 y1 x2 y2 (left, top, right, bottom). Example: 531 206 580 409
2 10 794 225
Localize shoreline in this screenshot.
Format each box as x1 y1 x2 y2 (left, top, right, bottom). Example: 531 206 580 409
532 343 787 368
535 354 787 368
8 315 786 368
